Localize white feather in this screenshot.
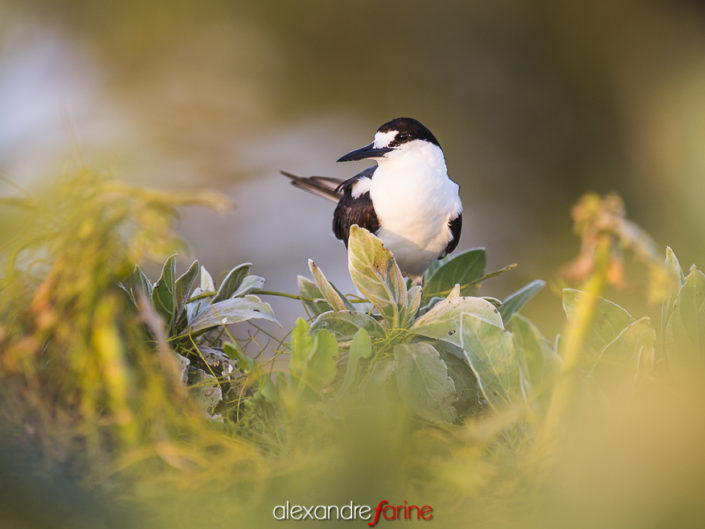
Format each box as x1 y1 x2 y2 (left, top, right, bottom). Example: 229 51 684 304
373 130 397 149
370 139 462 276
350 177 372 199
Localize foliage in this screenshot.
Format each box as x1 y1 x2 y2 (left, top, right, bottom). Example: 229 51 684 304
1 175 704 529
120 257 279 419
287 225 544 422
0 169 258 502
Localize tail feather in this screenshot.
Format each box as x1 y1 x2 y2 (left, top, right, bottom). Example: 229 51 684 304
280 171 342 203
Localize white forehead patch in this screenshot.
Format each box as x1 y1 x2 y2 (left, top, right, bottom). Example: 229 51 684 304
373 130 398 149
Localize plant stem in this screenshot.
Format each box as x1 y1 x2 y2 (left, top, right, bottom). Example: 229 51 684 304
253 289 313 302
423 263 518 298
531 239 609 463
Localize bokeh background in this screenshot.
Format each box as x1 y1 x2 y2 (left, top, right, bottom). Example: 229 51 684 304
2 0 704 334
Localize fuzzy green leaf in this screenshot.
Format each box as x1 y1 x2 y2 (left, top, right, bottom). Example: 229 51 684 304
499 280 545 322
665 246 686 285
434 341 483 417
400 285 423 327
233 275 265 297
152 254 177 325
665 267 705 369
223 342 256 373
661 247 685 356
308 259 355 311
199 265 216 293
562 288 633 359
297 276 333 316
511 313 558 403
189 295 279 333
407 285 423 314
593 316 656 385
213 263 251 302
394 342 457 423
305 330 338 392
174 260 199 309
122 264 153 306
290 319 338 394
410 292 503 347
460 312 519 409
310 311 385 342
339 328 372 396
290 318 313 376
348 225 406 323
423 248 486 299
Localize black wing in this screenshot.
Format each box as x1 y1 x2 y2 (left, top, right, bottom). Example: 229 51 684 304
440 213 462 258
280 171 343 202
332 167 379 247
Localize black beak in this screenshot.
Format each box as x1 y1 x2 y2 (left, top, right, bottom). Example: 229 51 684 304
336 142 392 162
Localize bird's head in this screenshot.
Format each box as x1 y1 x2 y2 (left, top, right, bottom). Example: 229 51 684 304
336 117 442 164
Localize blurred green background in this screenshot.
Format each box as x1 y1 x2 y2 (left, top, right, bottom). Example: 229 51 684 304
2 0 705 329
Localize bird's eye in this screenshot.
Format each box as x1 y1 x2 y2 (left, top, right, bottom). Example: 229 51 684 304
397 133 410 141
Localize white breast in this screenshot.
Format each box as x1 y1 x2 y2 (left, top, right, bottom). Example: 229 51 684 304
370 141 462 276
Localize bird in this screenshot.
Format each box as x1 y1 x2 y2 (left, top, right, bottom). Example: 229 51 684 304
282 117 462 279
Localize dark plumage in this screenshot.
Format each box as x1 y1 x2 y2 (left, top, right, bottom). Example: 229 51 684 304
378 117 441 148
332 167 379 246
443 214 462 257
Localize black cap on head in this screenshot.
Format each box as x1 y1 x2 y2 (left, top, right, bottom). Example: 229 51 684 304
377 117 441 148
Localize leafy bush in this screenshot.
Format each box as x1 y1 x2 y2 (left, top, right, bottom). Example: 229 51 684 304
1 171 704 529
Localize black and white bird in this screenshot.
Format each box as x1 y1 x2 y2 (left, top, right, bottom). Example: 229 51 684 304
282 117 462 279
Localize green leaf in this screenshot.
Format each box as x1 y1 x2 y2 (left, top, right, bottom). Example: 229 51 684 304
189 295 279 333
199 265 216 293
434 341 482 417
410 291 503 347
511 314 559 402
290 318 338 394
460 312 519 409
174 353 190 384
213 263 251 302
308 259 355 311
185 286 213 326
259 376 278 403
310 311 385 342
290 318 313 376
223 342 256 373
174 260 199 309
297 276 333 316
233 275 265 297
499 280 545 322
562 288 633 359
363 357 398 400
400 285 423 327
171 260 201 335
347 225 407 324
394 342 457 423
305 330 338 391
407 285 422 314
339 328 372 396
132 264 153 300
661 247 685 357
423 248 486 299
665 267 705 369
593 316 656 384
152 254 177 326
121 264 153 307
